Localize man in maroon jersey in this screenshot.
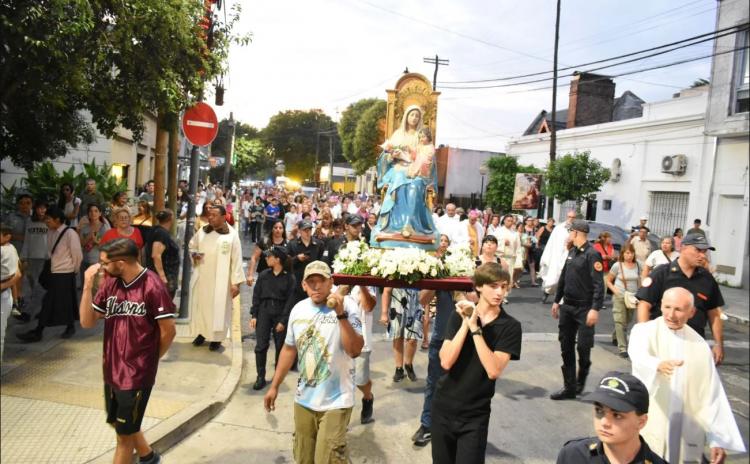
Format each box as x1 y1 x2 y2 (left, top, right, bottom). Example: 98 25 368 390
79 238 176 464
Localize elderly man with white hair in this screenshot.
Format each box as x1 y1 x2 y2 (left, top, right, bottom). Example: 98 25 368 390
628 287 745 464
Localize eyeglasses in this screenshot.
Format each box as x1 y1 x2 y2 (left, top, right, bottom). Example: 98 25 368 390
99 258 124 266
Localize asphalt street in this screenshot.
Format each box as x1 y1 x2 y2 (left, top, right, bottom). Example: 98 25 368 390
165 243 749 463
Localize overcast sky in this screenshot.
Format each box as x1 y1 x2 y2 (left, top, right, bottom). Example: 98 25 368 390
213 0 720 153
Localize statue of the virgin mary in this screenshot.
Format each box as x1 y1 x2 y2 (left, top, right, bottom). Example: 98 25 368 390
370 105 439 250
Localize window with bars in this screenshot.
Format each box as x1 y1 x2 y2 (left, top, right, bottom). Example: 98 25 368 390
648 192 689 237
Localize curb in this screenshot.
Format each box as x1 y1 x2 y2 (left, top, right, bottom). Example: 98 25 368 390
724 311 749 326
88 297 244 464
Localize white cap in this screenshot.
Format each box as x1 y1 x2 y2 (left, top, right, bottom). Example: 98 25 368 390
639 215 648 221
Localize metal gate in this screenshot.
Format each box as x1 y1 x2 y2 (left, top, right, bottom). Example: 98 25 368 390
647 192 689 237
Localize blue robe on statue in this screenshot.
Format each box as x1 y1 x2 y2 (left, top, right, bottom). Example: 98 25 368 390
370 150 439 251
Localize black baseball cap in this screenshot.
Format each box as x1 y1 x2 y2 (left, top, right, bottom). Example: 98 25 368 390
681 232 715 250
263 245 288 261
298 220 313 230
345 215 364 226
582 371 649 414
569 219 590 233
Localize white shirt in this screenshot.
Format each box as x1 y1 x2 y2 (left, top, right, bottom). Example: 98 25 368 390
285 297 362 411
347 286 375 352
435 214 461 242
645 250 679 270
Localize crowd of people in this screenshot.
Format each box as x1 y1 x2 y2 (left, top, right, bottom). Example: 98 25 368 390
0 177 746 464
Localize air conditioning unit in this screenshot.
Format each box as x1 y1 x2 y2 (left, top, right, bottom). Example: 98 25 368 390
661 154 687 175
610 158 622 182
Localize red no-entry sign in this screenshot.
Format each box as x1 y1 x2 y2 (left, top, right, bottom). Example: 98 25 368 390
182 102 219 146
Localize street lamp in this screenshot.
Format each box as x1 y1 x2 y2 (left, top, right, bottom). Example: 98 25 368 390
479 164 489 210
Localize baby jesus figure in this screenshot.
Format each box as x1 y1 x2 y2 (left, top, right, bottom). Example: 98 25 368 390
408 127 434 178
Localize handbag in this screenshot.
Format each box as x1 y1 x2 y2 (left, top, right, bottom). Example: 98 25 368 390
620 261 640 310
38 227 71 290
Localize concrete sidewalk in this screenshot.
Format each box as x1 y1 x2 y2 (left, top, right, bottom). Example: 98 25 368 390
720 284 749 325
0 295 245 464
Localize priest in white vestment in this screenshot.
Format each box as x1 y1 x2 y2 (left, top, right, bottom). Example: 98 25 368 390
189 205 245 349
629 287 745 464
538 210 576 299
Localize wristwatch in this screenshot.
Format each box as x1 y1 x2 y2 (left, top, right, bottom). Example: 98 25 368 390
336 311 349 320
471 328 483 337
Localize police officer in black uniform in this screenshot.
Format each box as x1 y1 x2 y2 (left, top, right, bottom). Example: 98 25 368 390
322 214 364 267
287 220 324 304
250 245 297 390
556 371 667 464
550 220 604 400
635 232 726 364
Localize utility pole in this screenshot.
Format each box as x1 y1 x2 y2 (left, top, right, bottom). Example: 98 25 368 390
328 134 334 191
222 112 236 188
548 0 562 219
314 131 320 187
423 55 449 90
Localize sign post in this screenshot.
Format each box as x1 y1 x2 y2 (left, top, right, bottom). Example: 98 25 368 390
179 101 218 319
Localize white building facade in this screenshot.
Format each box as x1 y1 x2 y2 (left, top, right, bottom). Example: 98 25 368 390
1 112 158 197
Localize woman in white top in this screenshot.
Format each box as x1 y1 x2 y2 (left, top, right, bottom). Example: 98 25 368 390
605 243 640 357
283 203 300 239
486 214 501 238
642 236 679 278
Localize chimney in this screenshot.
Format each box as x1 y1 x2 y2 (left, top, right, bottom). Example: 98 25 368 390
566 72 616 128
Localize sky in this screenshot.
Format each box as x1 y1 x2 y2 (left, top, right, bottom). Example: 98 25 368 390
212 0 720 153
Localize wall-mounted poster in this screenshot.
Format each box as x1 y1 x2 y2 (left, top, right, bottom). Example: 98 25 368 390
512 173 542 210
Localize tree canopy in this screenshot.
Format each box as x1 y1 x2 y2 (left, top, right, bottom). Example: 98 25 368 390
0 0 246 169
261 109 335 181
545 151 610 207
350 100 387 175
338 98 383 170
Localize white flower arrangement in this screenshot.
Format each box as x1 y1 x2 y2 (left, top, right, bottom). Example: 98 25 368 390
443 243 476 277
332 240 474 283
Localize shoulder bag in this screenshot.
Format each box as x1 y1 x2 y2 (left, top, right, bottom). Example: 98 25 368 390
620 261 640 309
38 227 71 290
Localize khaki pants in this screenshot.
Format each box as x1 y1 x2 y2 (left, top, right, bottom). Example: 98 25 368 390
293 403 352 464
612 294 634 353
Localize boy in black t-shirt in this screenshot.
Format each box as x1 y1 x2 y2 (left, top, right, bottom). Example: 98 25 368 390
431 263 522 464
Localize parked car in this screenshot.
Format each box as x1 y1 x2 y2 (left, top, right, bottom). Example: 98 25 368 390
587 221 660 251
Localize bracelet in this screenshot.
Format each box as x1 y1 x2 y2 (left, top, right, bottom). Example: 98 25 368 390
471 328 483 336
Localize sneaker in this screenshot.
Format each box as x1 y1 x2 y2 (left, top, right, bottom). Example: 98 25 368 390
618 352 629 359
361 396 374 424
11 309 30 322
192 335 206 346
393 367 405 382
252 378 267 391
208 341 222 352
139 451 161 464
404 364 417 381
412 425 431 447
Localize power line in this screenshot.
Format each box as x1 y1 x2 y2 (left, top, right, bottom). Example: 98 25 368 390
505 44 749 95
440 24 747 89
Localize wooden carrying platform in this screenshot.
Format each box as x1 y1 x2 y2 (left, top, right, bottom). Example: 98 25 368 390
332 274 474 291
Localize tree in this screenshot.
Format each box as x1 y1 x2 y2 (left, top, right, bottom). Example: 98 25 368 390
546 151 610 212
338 98 381 161
211 119 260 160
484 156 541 212
690 78 710 88
261 109 335 181
351 100 387 174
0 0 247 169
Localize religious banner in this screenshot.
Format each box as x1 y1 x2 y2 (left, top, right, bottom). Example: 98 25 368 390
512 173 542 210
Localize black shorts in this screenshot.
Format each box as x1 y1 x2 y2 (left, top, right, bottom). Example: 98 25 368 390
104 384 152 435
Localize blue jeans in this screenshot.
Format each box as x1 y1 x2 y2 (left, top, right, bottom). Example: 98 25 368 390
420 337 445 428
